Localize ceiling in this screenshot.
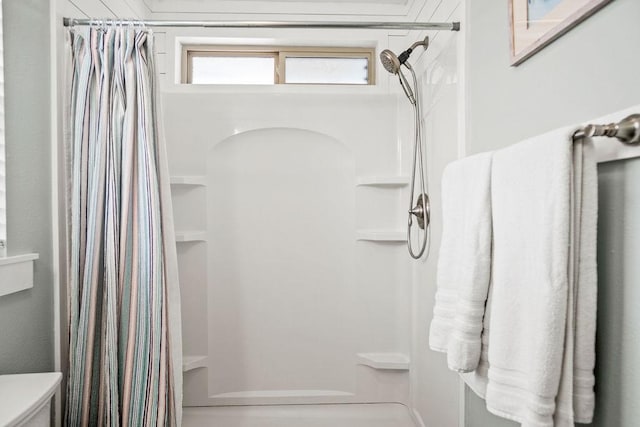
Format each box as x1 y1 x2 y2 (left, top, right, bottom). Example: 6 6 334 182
226 0 408 3
158 0 409 3
146 0 413 13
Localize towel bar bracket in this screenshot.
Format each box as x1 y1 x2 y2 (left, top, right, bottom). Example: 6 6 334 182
573 114 640 145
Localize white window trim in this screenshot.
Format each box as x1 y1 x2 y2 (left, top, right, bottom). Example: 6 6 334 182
182 45 375 85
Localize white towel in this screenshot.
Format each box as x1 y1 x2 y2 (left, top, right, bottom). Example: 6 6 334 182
429 152 493 373
462 129 597 427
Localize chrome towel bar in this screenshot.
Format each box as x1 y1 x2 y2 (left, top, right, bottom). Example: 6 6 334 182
573 114 640 145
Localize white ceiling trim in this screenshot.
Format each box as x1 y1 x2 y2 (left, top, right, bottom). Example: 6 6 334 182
142 0 418 19
220 0 408 3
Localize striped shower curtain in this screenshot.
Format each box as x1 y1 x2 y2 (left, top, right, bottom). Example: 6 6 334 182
64 26 182 426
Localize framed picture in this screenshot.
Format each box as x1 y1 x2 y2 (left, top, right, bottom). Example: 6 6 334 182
509 0 612 66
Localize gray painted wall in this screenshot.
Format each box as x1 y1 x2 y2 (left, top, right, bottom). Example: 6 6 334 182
0 0 54 374
464 0 640 425
594 159 640 426
466 0 640 155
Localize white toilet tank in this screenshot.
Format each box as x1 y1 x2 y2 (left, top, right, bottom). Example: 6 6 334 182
0 372 61 427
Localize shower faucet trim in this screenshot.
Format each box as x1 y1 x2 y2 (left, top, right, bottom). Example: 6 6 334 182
379 36 432 259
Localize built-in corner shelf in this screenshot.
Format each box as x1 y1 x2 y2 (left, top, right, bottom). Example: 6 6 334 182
357 353 410 371
0 253 39 298
170 176 206 186
356 230 405 242
175 231 207 243
356 176 409 187
183 355 208 372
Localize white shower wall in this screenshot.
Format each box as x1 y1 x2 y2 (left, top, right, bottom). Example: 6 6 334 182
163 90 414 407
404 0 465 425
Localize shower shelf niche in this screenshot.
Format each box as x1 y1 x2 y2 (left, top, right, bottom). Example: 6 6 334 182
356 230 405 242
175 231 207 243
183 355 208 372
355 176 409 187
170 176 206 186
356 353 410 371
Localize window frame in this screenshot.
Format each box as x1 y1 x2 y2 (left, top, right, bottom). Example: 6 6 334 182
181 45 375 85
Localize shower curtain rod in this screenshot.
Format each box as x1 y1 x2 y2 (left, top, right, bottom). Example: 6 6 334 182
62 17 460 31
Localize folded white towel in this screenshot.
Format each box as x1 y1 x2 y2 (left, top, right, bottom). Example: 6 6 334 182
429 152 493 373
557 138 598 425
462 129 597 427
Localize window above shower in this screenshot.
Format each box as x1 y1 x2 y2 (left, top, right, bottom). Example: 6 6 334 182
182 45 375 85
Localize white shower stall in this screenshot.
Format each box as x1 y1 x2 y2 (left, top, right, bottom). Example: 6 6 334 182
166 90 415 424
158 5 464 426
53 0 465 425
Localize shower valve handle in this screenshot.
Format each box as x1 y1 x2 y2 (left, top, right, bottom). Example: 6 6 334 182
409 205 423 217
408 193 430 230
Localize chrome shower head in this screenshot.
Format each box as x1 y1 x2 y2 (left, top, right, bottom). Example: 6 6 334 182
380 49 400 74
379 36 430 74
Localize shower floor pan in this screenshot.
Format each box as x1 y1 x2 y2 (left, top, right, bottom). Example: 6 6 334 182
182 403 417 427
